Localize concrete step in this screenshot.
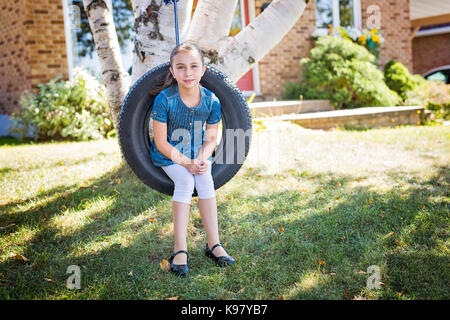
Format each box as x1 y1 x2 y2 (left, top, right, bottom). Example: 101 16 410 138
249 100 333 118
253 106 426 130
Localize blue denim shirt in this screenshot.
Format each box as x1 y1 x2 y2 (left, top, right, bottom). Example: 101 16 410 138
150 83 221 167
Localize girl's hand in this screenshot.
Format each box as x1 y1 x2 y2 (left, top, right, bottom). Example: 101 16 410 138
195 159 208 175
183 159 207 175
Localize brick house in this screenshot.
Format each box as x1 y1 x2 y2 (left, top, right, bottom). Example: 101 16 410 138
0 0 449 135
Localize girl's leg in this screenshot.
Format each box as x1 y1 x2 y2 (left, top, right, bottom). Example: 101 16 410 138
198 197 228 257
172 200 190 264
162 164 195 264
195 161 228 257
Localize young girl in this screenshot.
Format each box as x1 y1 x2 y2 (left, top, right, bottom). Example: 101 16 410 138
150 42 236 277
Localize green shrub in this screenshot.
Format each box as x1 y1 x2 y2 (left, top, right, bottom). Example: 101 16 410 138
404 75 450 122
384 60 418 100
287 36 400 109
9 67 114 141
283 82 329 100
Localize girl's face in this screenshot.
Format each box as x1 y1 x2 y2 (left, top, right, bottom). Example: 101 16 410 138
170 50 206 91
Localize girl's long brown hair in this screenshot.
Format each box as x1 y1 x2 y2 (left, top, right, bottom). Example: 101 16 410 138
149 41 205 96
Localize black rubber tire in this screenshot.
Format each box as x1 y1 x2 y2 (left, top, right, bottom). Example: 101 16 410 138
117 62 252 196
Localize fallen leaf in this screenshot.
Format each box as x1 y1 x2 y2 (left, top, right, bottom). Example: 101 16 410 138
160 259 170 271
128 271 133 277
148 219 157 223
237 287 246 294
168 296 179 300
44 278 53 282
318 260 326 266
62 192 69 199
344 290 351 300
384 232 394 239
335 196 340 200
10 253 28 262
0 223 15 231
279 296 284 300
358 270 367 275
328 272 336 276
0 273 5 279
279 226 285 233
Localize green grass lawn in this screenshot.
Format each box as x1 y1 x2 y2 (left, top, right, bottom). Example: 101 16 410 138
0 122 448 300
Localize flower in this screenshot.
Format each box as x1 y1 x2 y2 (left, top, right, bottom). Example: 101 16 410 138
372 34 380 43
358 34 367 45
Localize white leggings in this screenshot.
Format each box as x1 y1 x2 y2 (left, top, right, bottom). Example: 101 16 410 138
161 159 215 204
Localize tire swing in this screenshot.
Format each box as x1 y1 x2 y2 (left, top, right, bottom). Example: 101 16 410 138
117 0 252 196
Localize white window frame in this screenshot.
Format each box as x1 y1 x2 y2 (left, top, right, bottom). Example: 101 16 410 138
318 0 362 31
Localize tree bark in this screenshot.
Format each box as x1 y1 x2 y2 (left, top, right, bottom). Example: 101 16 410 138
82 0 130 130
132 0 193 83
185 0 238 54
216 0 309 82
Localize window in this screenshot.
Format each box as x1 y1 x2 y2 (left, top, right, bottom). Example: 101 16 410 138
316 0 362 30
426 71 448 84
63 0 134 80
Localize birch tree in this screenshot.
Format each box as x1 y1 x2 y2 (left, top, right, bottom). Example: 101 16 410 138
83 0 309 128
82 0 130 129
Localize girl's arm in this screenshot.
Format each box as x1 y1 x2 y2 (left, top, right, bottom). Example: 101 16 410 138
197 123 219 162
153 120 192 166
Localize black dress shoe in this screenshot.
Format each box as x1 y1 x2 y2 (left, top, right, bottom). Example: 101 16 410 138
205 243 236 267
169 250 189 277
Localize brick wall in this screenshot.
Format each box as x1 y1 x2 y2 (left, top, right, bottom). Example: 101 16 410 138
360 0 413 71
255 0 413 99
255 0 316 100
412 33 450 75
0 0 68 115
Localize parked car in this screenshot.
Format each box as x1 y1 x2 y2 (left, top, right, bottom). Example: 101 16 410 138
423 65 450 84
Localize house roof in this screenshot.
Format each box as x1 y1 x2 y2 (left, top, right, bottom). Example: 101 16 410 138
410 0 450 27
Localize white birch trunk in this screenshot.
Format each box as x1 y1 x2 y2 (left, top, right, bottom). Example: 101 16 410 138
185 0 238 54
216 0 309 82
82 0 131 129
131 0 193 83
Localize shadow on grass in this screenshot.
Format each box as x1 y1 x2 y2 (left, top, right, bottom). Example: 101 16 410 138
0 162 448 299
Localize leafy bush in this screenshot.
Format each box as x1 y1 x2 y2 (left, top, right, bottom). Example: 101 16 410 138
283 82 329 100
384 60 418 100
9 67 114 141
404 75 450 122
284 36 401 109
312 26 384 64
383 60 450 122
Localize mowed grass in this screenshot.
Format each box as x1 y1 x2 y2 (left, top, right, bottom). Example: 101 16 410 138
0 122 448 300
